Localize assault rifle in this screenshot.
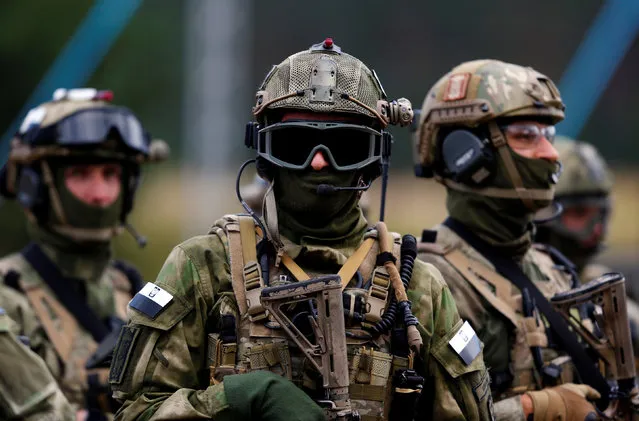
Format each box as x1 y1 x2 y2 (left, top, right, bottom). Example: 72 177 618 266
260 275 359 421
551 273 637 419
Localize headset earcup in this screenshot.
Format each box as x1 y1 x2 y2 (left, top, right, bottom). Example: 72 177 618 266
440 129 495 186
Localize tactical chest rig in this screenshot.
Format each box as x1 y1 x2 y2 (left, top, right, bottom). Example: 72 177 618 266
0 243 140 415
208 215 423 421
419 221 576 398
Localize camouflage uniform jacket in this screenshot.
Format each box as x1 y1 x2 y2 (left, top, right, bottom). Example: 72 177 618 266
0 301 74 421
0 249 135 412
111 215 494 420
418 224 574 421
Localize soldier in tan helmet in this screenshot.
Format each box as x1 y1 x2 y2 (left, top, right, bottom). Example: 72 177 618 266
110 39 494 421
412 60 614 421
535 138 613 282
0 88 168 420
535 138 639 364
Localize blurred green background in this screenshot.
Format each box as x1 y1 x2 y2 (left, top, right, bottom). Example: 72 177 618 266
0 0 637 286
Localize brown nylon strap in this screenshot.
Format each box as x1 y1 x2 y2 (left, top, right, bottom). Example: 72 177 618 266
280 237 377 288
445 249 519 327
488 122 534 209
280 254 310 282
226 222 249 316
338 238 375 290
239 216 258 263
19 281 86 361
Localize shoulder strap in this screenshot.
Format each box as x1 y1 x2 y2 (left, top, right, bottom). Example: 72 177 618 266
444 249 519 328
443 218 611 405
20 242 110 342
224 215 268 321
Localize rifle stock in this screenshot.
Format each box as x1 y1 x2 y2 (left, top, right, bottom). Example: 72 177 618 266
552 272 637 419
260 275 359 421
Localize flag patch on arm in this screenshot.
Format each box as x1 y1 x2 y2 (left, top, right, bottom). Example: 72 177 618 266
129 282 173 319
449 321 481 365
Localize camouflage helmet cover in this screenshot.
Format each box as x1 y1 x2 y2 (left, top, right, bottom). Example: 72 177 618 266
553 137 613 199
415 59 565 168
253 39 412 128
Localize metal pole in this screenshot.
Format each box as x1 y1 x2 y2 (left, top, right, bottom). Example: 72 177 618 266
182 0 252 236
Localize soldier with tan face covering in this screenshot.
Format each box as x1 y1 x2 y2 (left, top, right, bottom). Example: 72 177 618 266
413 60 610 421
0 89 168 420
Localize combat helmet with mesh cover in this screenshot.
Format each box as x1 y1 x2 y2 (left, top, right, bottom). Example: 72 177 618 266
413 59 565 210
0 88 169 244
246 39 413 181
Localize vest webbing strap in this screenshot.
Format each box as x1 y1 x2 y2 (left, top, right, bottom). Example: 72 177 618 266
239 216 258 264
21 243 110 342
280 237 377 290
20 282 81 361
444 249 519 328
442 217 611 407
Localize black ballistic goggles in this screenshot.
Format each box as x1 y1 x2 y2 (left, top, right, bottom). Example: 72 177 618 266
257 121 386 171
23 107 150 155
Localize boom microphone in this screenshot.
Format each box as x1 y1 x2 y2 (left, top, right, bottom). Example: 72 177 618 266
316 180 372 195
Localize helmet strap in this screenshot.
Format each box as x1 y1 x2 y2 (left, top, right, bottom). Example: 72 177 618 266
40 160 68 225
487 122 538 210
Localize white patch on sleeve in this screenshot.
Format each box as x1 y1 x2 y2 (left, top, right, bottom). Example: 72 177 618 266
139 282 173 307
449 321 477 354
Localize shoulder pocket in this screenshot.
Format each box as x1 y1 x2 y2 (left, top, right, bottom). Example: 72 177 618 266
128 281 193 331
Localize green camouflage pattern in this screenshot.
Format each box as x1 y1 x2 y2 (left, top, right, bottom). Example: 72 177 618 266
111 214 494 420
0 298 74 421
0 246 128 412
415 59 565 167
254 43 386 122
553 138 613 198
419 224 575 421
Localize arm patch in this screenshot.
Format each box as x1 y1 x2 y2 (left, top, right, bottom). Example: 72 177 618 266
130 282 174 319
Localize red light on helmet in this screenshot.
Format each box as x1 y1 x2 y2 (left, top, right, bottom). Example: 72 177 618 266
323 38 333 49
95 90 114 102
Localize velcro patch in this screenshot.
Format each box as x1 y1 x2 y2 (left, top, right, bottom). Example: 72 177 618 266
130 282 173 319
109 326 140 385
449 321 481 365
443 73 470 101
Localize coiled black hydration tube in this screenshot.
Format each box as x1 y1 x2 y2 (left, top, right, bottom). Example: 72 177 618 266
368 234 419 335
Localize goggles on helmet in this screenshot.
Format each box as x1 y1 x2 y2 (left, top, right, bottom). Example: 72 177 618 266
500 123 556 150
257 121 385 171
23 107 150 155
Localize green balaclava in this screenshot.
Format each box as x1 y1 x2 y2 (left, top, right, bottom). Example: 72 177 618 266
448 147 560 257
273 167 367 246
29 160 124 281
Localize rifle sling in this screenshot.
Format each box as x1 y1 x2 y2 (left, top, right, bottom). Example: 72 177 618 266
442 218 610 406
21 242 110 342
